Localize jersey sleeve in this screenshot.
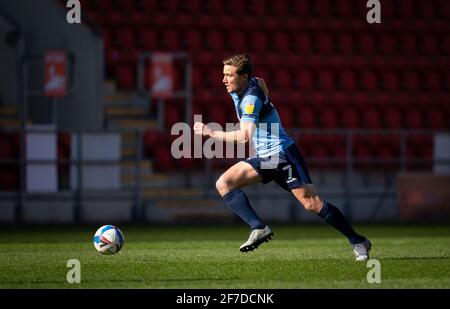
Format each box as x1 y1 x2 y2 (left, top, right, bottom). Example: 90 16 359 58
240 95 262 123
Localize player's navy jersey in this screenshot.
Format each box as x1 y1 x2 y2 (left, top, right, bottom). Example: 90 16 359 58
230 77 294 158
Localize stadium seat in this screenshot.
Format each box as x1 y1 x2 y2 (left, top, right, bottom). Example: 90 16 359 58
320 106 338 128
116 27 136 50
362 108 382 128
206 30 225 51
273 32 290 53
401 34 418 55
293 32 312 53
139 28 158 50
337 33 354 54
296 70 314 91
317 70 335 91
420 35 439 54
380 34 397 55
358 34 376 55
342 107 360 128
427 108 446 129
207 104 227 124
298 105 316 128
184 30 203 51
271 1 288 17
162 29 181 50
274 69 291 90
313 0 332 17
383 71 400 92
228 32 246 52
250 32 269 52
403 70 421 92
153 146 175 172
339 70 357 91
115 64 136 91
316 32 334 54
406 108 424 129
385 107 403 128
361 70 379 91
424 71 442 92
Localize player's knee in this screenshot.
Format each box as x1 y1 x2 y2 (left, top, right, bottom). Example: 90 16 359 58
302 196 323 214
215 176 235 196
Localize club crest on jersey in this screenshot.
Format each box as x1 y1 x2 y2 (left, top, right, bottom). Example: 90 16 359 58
244 102 255 114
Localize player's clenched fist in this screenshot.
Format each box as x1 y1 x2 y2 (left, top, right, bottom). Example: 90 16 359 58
193 121 212 136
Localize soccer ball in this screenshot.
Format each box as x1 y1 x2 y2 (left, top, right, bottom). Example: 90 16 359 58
93 225 124 255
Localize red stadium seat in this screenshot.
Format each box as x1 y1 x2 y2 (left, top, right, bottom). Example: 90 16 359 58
314 0 332 17
183 0 202 15
293 33 312 53
139 28 158 50
398 0 416 18
383 71 400 92
250 32 268 52
424 71 442 92
385 107 403 128
335 0 354 18
165 103 182 128
339 70 357 91
342 107 360 128
273 32 290 53
318 70 335 91
403 70 421 92
184 30 203 51
139 0 158 13
228 32 246 52
153 147 175 172
420 35 438 54
296 70 314 91
274 69 291 90
361 70 379 91
162 29 180 50
115 65 136 91
116 0 135 12
207 104 227 124
206 30 225 51
401 34 418 55
380 34 397 55
277 105 294 128
316 32 333 54
291 1 310 17
206 0 224 15
250 0 267 17
298 105 316 128
116 27 136 49
427 108 446 129
337 33 354 54
362 108 382 128
226 0 246 16
358 34 376 55
320 106 338 128
406 109 424 129
271 1 288 17
97 0 113 11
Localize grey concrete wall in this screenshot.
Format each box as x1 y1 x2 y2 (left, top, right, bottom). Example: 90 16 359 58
0 0 104 129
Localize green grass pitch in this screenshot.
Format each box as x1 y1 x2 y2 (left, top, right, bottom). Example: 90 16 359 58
0 224 449 288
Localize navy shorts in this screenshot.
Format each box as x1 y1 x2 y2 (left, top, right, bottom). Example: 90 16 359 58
244 143 313 192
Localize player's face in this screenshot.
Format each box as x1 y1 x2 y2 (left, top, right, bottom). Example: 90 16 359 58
223 65 248 93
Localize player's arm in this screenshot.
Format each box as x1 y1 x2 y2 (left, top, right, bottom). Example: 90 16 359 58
255 77 269 98
193 121 256 144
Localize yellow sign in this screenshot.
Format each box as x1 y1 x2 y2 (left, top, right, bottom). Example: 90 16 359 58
244 102 255 114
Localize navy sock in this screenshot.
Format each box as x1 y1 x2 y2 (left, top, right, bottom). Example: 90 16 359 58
318 201 366 245
222 189 265 230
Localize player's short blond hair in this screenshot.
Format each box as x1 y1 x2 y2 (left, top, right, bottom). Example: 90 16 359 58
223 54 253 77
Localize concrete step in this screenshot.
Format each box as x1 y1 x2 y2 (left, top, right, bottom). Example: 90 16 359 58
0 106 17 117
105 106 147 118
109 119 158 129
143 187 203 198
